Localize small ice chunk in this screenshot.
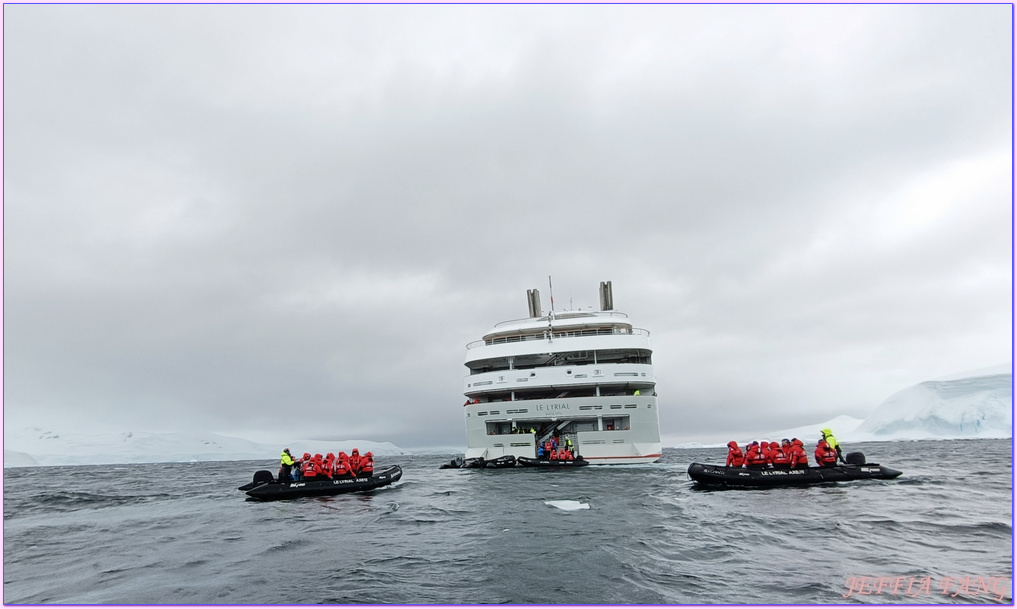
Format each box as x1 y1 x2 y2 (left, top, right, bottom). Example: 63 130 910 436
544 500 590 511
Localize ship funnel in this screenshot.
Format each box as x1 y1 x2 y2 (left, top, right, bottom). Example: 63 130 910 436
526 289 542 318
599 281 613 311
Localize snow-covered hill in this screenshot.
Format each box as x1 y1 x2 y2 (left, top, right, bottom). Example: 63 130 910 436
3 427 408 467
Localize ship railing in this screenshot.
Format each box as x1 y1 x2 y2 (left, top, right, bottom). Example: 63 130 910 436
493 311 630 328
466 327 650 350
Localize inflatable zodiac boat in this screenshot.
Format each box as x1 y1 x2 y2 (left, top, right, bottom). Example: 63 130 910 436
238 465 402 500
688 452 901 488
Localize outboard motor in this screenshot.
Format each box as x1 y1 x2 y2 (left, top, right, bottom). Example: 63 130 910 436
238 470 276 491
845 452 866 466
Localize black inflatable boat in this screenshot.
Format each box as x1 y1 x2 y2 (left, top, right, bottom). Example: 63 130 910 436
687 460 902 488
516 456 589 468
238 465 402 500
439 455 517 469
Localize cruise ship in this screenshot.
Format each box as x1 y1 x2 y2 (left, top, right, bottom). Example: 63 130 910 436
462 281 662 464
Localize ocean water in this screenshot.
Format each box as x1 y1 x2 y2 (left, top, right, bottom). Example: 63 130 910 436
3 440 1012 604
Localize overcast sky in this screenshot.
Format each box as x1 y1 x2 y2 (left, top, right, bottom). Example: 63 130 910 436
3 4 1012 449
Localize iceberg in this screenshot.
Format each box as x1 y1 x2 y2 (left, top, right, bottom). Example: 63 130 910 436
762 367 1012 444
855 371 1012 440
683 365 1012 448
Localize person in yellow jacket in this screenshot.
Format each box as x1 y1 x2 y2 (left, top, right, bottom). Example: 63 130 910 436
821 429 845 463
279 448 297 482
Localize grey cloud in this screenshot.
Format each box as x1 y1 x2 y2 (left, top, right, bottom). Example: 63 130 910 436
4 4 1011 448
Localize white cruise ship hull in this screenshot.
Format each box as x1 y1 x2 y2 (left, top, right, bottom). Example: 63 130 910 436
464 396 662 464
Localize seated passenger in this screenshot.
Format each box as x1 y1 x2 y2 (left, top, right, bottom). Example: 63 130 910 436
788 438 809 469
725 441 745 467
744 441 767 470
349 448 362 475
312 454 328 478
815 439 838 468
562 448 573 460
550 448 560 461
769 442 790 469
334 457 352 478
302 458 319 479
361 452 374 477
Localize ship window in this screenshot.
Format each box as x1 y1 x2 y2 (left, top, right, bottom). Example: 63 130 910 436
478 411 488 416
624 404 637 409
610 405 622 409
489 410 500 415
486 422 515 435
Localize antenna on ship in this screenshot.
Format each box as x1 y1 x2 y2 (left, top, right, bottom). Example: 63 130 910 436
547 275 555 342
548 275 555 318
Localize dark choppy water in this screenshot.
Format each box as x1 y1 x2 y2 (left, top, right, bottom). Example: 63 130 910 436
3 440 1013 604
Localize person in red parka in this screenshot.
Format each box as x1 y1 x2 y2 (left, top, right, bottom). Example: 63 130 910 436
302 456 320 480
361 452 375 477
349 448 362 475
769 441 791 469
312 454 328 478
334 454 352 478
744 441 767 469
726 441 745 467
815 439 838 467
787 438 809 469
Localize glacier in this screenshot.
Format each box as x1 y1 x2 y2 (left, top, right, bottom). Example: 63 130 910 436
3 427 408 468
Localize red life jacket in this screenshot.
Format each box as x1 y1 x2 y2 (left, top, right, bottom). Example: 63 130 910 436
550 449 560 460
787 444 806 465
563 449 573 460
302 460 318 478
334 459 351 477
361 453 374 475
745 444 767 466
726 443 745 467
815 441 837 465
789 440 809 465
770 446 790 465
